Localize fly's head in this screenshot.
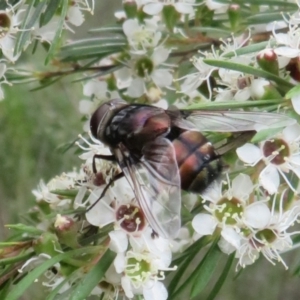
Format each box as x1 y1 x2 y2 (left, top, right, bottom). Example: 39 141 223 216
90 99 127 143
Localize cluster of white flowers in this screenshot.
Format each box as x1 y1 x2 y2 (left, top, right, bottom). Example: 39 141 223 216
192 173 300 269
0 0 94 100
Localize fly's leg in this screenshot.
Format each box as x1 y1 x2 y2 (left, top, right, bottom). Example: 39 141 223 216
86 172 124 212
88 154 122 212
92 154 116 174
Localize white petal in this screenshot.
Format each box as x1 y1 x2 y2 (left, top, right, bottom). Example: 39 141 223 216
83 81 108 99
192 213 217 235
78 99 94 114
291 95 300 115
244 202 271 229
109 230 128 253
151 69 173 87
127 77 145 97
0 63 7 77
67 7 84 26
152 47 169 65
85 193 115 227
121 276 134 298
282 123 300 142
236 143 261 165
259 165 280 194
143 3 163 15
274 46 300 58
114 252 126 273
218 237 236 254
0 86 4 101
123 19 138 37
143 281 168 300
1 36 19 62
174 3 194 14
221 227 241 249
231 174 253 201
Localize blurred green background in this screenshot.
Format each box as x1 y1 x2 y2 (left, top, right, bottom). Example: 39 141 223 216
0 1 300 299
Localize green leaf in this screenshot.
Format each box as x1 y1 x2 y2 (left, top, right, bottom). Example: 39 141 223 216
246 12 286 25
69 249 116 300
59 38 126 59
0 252 34 267
204 59 294 91
89 26 124 34
223 41 276 58
185 99 285 110
214 0 297 7
251 127 283 143
169 237 219 300
286 84 300 99
14 0 47 55
45 0 68 65
40 0 61 26
190 26 231 37
5 246 103 300
190 241 221 298
206 253 235 300
5 224 43 235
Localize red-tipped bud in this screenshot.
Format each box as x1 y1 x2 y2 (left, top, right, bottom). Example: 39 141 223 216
257 49 279 75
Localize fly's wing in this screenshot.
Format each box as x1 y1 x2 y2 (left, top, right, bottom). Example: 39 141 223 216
115 138 181 239
178 110 296 132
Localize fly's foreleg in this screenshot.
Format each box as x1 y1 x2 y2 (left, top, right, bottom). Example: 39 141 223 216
87 172 124 212
92 154 116 174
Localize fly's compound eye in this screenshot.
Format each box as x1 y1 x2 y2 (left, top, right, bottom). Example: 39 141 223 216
90 99 127 140
90 102 111 139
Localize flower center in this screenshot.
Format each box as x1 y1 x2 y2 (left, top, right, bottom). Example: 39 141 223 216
0 12 11 38
215 197 243 225
262 139 289 165
116 204 146 232
126 257 151 282
135 57 154 77
253 229 276 247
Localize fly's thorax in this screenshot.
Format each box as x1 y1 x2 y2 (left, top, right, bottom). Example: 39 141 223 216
172 130 222 193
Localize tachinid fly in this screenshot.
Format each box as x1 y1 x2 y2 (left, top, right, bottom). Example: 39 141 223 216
90 99 295 238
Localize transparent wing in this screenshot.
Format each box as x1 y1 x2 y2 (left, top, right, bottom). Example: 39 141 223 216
115 138 181 239
184 110 295 132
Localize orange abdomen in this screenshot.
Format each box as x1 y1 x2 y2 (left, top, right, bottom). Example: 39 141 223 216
172 130 222 193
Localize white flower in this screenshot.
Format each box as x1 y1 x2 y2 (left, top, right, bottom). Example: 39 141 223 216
180 34 253 99
273 22 300 63
192 174 255 248
235 193 300 269
114 228 172 300
115 47 173 98
123 18 162 54
236 123 300 194
143 0 196 15
85 177 148 235
32 173 75 208
0 6 25 61
65 0 94 29
33 16 61 43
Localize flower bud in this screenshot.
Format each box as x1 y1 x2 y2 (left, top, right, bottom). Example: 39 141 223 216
123 0 137 19
257 49 279 75
227 4 241 31
54 214 80 249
